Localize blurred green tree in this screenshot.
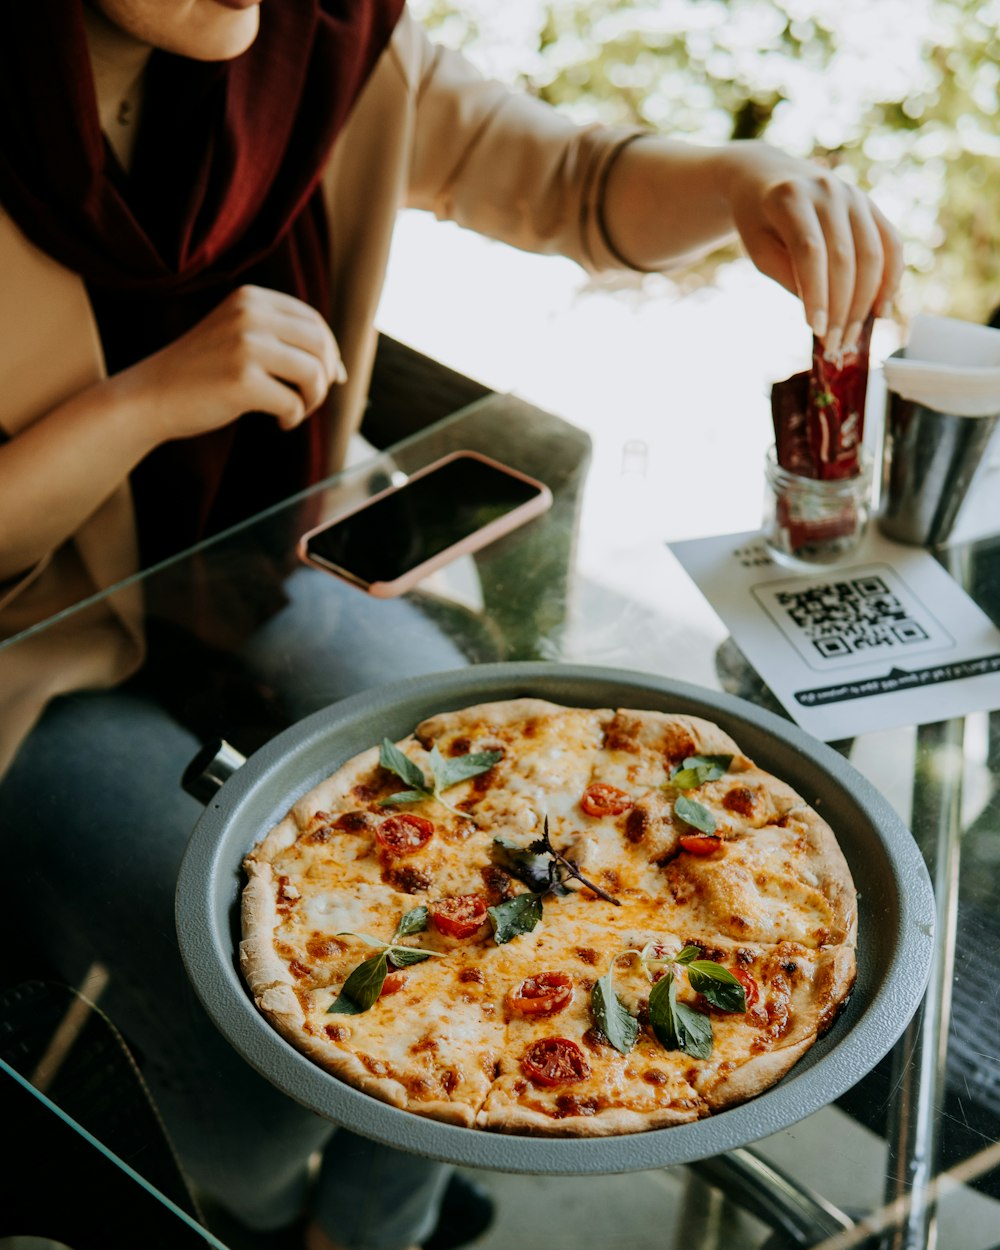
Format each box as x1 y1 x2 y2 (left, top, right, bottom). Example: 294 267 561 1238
412 0 1000 324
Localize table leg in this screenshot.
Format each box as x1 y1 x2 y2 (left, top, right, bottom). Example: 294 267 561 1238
696 1146 854 1245
879 717 965 1250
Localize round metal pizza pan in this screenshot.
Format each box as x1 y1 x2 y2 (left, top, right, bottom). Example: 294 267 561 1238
176 662 935 1175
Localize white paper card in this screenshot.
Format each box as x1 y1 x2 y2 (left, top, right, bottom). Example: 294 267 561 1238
669 528 1000 740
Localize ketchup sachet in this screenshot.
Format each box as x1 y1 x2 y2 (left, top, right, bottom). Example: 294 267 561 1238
771 315 874 480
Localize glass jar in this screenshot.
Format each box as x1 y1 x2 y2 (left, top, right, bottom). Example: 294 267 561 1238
763 446 872 568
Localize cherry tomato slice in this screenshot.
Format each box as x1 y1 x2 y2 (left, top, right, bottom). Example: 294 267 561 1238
376 814 435 857
678 834 722 855
430 893 488 939
507 972 574 1017
381 971 408 996
521 1037 591 1087
733 967 759 1010
580 782 633 818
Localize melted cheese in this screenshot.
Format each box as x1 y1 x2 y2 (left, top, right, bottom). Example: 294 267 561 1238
299 881 396 934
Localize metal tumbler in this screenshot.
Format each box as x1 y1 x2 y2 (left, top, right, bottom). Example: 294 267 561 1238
879 389 999 546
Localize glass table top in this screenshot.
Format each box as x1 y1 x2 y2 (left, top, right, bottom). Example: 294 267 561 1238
1 390 998 1250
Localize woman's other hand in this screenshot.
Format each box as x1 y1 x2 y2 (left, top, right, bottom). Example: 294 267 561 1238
114 284 346 443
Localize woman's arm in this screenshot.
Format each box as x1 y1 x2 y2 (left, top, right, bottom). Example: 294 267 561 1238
0 286 344 583
600 136 902 354
402 18 901 353
0 380 154 584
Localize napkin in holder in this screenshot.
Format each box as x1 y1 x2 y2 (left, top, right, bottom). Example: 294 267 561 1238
880 314 1000 545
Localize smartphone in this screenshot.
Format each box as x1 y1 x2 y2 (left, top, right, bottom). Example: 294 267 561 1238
298 450 552 597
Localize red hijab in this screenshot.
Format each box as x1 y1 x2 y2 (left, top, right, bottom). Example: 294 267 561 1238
0 0 405 563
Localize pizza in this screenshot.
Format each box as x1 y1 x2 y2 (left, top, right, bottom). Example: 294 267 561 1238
240 698 857 1136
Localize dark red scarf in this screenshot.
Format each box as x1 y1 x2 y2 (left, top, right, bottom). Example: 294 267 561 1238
0 0 404 564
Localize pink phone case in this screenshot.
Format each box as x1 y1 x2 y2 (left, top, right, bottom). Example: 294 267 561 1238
297 450 553 597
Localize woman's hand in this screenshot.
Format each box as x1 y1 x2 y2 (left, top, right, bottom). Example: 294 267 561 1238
722 142 903 353
113 284 346 444
601 136 903 352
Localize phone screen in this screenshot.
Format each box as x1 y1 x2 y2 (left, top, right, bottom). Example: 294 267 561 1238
304 454 545 587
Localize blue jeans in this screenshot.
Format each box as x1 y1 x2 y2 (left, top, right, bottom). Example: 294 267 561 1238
0 568 470 1246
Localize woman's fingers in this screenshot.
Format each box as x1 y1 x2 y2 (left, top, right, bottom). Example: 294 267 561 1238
840 196 885 350
271 308 346 387
871 201 904 319
231 286 346 387
759 178 832 339
253 372 308 431
219 286 345 427
765 178 859 346
735 151 904 350
812 191 857 357
250 336 334 424
249 287 346 384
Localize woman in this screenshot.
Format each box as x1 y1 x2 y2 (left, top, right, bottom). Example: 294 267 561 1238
0 2 902 1247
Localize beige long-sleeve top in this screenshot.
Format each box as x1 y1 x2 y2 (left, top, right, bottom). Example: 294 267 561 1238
0 8 639 775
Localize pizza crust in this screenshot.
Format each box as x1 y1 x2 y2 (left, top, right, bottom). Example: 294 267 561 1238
701 1035 816 1110
415 697 579 746
240 861 300 1026
477 1101 703 1136
289 742 386 827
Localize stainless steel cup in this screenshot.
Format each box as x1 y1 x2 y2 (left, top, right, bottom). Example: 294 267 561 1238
879 386 999 546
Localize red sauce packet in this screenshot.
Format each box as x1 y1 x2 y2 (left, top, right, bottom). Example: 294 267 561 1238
771 315 874 481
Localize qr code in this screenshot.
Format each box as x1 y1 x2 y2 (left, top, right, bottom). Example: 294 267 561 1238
752 566 955 671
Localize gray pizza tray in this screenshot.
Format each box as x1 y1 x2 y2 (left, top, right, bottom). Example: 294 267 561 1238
175 662 934 1175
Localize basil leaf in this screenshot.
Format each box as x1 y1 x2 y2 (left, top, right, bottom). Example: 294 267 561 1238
328 951 388 1015
379 739 428 792
648 972 713 1059
686 961 747 1013
683 754 733 778
673 945 702 965
378 789 433 807
671 997 715 1059
491 836 553 892
591 970 639 1056
670 767 704 790
386 946 433 968
335 930 386 949
674 794 718 835
431 744 503 792
648 972 678 1049
487 892 544 944
395 905 429 937
671 754 733 790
